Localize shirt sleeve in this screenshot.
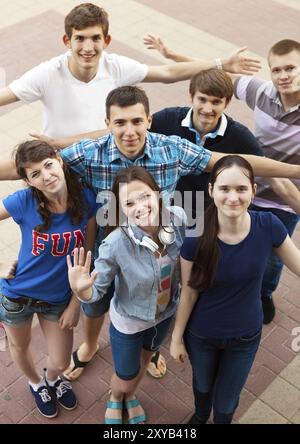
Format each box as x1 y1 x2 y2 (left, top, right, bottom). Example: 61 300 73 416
82 187 99 219
88 237 120 303
180 236 199 262
234 76 265 110
9 60 50 103
106 53 148 86
270 213 288 248
234 125 264 156
175 136 212 176
2 189 30 224
60 140 91 178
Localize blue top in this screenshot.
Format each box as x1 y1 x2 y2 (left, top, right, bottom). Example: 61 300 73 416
151 107 263 211
180 211 287 338
1 187 97 304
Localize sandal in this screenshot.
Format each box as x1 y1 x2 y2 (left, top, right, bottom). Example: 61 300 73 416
125 398 146 424
147 351 167 379
63 344 99 381
104 399 123 424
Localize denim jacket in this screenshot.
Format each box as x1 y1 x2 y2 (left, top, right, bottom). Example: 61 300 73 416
88 207 186 321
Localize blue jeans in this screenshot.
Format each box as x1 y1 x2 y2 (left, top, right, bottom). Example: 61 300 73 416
110 316 173 380
252 206 299 299
0 294 69 327
184 328 261 424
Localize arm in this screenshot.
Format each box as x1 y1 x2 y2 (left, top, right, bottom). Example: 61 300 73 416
0 87 19 106
170 257 199 363
206 152 300 179
274 236 300 277
266 178 300 215
143 35 261 79
0 156 20 180
30 128 109 150
83 216 97 254
144 34 195 62
0 202 18 279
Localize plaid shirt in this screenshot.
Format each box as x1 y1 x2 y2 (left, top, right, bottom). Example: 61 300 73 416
60 132 212 196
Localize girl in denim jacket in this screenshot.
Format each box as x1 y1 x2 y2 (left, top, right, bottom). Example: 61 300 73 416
68 166 187 424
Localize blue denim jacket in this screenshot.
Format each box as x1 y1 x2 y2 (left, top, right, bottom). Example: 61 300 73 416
88 207 186 321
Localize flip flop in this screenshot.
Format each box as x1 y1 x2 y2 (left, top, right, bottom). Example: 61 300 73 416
147 351 167 379
125 398 146 424
63 344 99 381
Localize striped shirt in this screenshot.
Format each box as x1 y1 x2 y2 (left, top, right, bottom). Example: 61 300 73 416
60 131 212 198
234 76 300 213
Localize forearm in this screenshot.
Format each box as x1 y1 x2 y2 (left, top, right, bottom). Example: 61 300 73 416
0 157 20 180
275 237 300 277
53 129 109 150
267 178 300 214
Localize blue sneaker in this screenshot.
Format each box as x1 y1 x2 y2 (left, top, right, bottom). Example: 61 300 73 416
50 377 77 410
29 383 58 418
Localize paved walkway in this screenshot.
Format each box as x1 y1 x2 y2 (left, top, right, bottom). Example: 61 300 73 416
0 0 300 424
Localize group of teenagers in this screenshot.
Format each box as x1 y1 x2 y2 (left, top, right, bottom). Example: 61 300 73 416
0 3 300 425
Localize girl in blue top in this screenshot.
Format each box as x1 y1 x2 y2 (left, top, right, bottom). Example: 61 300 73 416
0 140 97 419
67 166 186 424
170 155 300 424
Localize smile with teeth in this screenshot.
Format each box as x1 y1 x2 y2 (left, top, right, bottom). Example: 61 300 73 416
136 209 151 219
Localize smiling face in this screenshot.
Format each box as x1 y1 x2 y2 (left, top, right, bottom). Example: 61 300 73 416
106 103 152 159
269 49 300 96
64 25 111 80
191 91 228 134
25 157 67 198
119 180 159 229
209 165 256 220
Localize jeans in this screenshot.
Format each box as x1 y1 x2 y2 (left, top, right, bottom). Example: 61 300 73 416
252 206 300 299
0 294 69 327
184 328 261 424
110 316 173 380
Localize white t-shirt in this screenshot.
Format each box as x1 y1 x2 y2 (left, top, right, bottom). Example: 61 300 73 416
9 51 148 138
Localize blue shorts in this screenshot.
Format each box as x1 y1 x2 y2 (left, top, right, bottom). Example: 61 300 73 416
81 282 114 318
110 315 173 381
0 294 69 328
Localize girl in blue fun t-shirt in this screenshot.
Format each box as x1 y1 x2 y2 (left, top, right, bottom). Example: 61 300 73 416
170 155 300 424
0 140 97 419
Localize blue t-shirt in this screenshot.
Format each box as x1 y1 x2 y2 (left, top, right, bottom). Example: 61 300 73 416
0 187 97 304
180 211 288 338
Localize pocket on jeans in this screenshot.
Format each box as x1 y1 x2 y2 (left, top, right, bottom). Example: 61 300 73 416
239 329 262 342
1 296 25 314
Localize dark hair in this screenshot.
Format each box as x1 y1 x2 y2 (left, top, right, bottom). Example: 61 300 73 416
189 68 233 102
106 166 168 237
14 140 85 233
64 3 109 38
106 86 150 119
268 39 300 63
188 155 255 292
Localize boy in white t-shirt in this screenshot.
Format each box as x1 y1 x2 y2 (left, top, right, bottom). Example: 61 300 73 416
0 3 261 149
0 3 261 381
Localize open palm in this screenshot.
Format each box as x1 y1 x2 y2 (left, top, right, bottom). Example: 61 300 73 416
67 247 97 296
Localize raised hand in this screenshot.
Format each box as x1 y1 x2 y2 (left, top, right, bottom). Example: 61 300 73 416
143 34 171 59
222 47 261 74
67 247 97 300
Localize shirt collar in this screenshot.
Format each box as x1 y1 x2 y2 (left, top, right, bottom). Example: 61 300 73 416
108 132 154 163
181 108 228 138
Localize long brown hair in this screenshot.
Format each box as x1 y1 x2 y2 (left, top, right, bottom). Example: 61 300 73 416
106 166 169 237
14 140 85 233
188 155 255 292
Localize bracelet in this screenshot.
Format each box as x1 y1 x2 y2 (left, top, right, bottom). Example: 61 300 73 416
214 58 223 70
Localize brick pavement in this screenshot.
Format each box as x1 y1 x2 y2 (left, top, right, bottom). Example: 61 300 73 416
0 0 300 424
